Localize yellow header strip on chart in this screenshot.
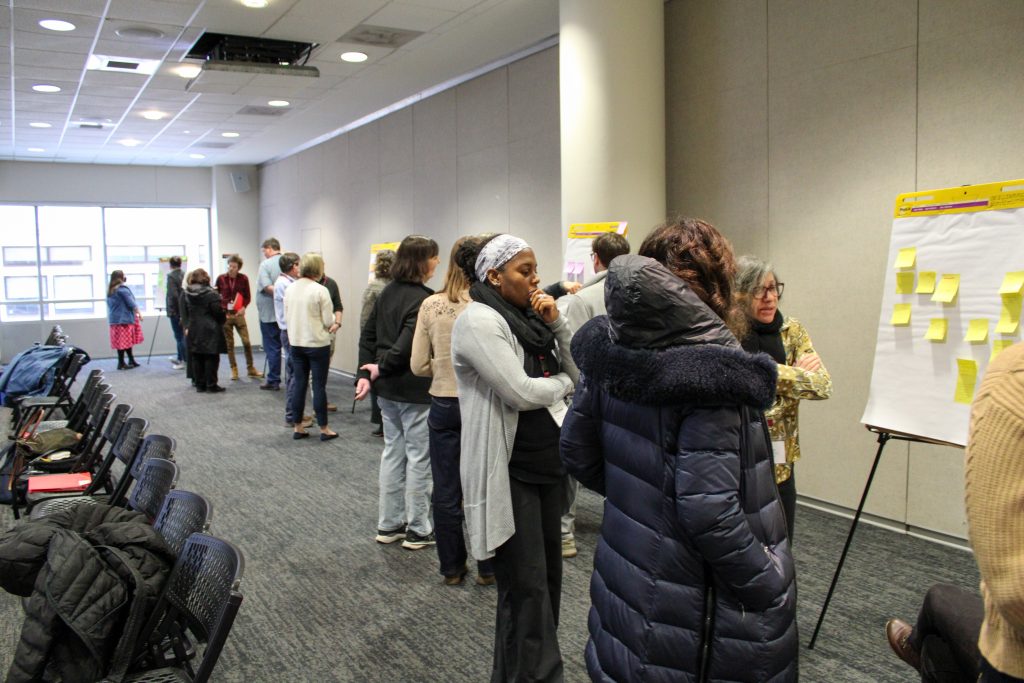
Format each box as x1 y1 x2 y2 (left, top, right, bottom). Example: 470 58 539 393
568 221 628 239
894 179 1024 218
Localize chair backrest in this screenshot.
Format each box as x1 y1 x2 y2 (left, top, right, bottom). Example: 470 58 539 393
67 381 110 434
102 403 133 443
74 402 129 474
50 352 85 400
86 416 148 496
153 491 213 557
136 534 245 683
74 390 114 457
43 325 66 346
110 433 174 506
127 458 179 521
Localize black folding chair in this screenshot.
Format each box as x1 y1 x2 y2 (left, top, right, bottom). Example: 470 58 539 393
153 491 213 558
10 351 85 428
126 534 245 683
11 368 103 437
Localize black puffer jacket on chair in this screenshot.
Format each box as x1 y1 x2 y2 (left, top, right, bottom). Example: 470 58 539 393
560 255 798 683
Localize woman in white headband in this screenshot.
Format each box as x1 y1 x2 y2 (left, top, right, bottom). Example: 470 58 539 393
451 233 579 682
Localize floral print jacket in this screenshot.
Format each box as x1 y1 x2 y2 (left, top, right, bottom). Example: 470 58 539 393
767 317 832 484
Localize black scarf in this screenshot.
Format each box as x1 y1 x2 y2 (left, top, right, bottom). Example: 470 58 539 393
470 281 559 375
741 310 786 364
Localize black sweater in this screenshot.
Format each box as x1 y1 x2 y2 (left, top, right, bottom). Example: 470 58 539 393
357 280 433 404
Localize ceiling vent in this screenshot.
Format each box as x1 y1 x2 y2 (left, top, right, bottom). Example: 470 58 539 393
86 55 161 75
70 120 113 130
195 141 234 149
237 105 289 117
338 24 423 49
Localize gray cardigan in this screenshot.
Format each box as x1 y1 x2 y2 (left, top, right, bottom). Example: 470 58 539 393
451 302 579 560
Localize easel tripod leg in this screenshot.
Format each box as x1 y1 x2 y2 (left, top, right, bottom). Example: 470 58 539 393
808 431 891 649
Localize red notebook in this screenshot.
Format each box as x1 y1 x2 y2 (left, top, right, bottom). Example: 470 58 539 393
232 293 243 312
27 472 92 494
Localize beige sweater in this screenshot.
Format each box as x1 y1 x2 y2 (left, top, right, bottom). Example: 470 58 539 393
410 291 470 397
966 341 1024 678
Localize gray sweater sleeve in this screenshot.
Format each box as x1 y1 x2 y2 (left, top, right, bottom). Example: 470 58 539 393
457 305 573 411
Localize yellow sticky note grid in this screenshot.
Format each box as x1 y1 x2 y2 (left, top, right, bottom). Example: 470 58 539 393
997 294 1022 334
925 318 948 342
916 272 937 294
931 274 960 303
954 358 978 405
890 303 911 326
991 339 1015 362
965 319 989 343
999 271 1024 296
894 247 917 270
895 272 915 294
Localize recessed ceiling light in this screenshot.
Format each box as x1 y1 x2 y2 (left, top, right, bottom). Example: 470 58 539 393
221 132 240 138
119 139 142 147
267 100 290 107
27 147 46 153
39 19 76 32
29 122 52 128
341 51 368 63
241 0 269 7
32 84 61 93
189 153 206 159
141 110 166 121
176 65 202 79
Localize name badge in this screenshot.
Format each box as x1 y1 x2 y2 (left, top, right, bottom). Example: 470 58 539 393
546 396 570 427
771 440 787 466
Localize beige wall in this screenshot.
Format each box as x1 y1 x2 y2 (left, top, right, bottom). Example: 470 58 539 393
665 0 1024 538
259 47 561 375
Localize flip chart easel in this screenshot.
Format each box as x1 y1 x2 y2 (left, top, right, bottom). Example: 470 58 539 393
810 179 1024 648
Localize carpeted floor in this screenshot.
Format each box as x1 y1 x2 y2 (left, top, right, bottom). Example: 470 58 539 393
0 353 979 682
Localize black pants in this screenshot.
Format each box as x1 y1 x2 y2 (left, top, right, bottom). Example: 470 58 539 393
777 470 796 541
191 352 220 390
909 583 984 682
491 477 563 683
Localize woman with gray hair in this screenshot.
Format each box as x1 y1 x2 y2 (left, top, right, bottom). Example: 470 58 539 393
735 255 832 540
360 249 396 436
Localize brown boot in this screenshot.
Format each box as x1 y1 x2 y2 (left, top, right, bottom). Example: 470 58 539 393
231 367 239 381
247 366 263 378
885 618 921 671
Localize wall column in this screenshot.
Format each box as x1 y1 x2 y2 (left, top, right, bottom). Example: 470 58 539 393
559 0 665 250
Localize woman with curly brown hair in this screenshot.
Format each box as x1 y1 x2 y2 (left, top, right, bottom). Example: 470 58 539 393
561 217 797 682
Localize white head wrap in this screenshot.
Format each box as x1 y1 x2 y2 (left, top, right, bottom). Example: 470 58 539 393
475 234 530 283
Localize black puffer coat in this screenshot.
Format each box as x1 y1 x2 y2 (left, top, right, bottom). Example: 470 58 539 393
0 504 174 683
181 284 227 355
560 255 798 683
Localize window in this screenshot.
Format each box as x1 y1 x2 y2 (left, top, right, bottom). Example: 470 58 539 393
0 204 210 322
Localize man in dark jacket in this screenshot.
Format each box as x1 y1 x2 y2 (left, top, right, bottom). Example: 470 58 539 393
165 256 186 369
560 249 798 682
0 504 174 683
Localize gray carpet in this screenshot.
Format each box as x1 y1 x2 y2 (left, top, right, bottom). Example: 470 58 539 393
0 353 979 682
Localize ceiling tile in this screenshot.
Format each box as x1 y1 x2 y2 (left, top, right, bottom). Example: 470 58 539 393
366 2 457 32
107 0 199 26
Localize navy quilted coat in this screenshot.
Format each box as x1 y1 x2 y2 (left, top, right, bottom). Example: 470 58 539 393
560 255 798 683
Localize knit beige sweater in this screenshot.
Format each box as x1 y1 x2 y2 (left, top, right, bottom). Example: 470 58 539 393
966 341 1024 678
409 291 470 397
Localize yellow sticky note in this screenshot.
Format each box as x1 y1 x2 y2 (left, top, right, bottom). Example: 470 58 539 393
991 339 1015 362
997 293 1022 334
925 318 948 341
954 358 978 405
894 247 917 270
965 319 989 343
998 271 1024 295
895 272 915 294
890 303 911 326
916 272 937 294
931 274 960 303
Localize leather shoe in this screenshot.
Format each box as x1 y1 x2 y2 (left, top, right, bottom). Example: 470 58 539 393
292 431 310 440
371 426 384 437
320 432 339 442
885 618 921 671
259 383 280 391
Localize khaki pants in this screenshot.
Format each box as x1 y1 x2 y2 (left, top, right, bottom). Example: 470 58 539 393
223 313 255 371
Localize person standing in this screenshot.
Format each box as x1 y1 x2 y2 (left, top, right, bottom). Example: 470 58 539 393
355 236 439 550
360 249 395 436
274 253 311 429
180 268 227 393
256 238 284 390
284 253 339 441
734 255 832 540
166 256 186 370
560 219 797 683
451 234 578 682
319 271 344 412
106 270 143 370
215 254 262 381
411 235 495 587
554 231 630 559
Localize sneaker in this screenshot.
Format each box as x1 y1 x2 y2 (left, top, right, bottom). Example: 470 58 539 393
401 530 436 551
375 527 406 544
170 360 185 370
561 537 578 558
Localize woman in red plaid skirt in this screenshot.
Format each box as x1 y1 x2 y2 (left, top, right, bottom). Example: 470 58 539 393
106 270 143 370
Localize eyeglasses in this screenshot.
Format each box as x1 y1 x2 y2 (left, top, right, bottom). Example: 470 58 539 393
753 282 784 300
